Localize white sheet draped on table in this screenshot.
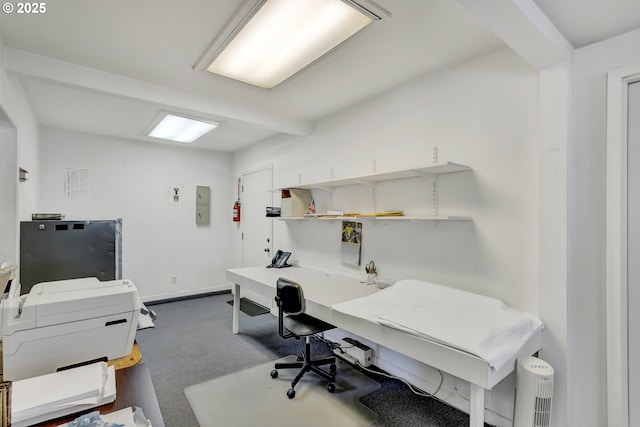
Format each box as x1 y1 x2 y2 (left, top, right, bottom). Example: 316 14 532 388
332 279 543 370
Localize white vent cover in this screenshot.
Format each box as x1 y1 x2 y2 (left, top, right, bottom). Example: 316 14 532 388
514 356 554 427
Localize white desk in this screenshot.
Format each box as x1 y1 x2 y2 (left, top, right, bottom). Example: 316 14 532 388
226 266 542 427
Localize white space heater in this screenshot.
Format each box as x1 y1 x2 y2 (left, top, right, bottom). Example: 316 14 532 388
514 356 554 427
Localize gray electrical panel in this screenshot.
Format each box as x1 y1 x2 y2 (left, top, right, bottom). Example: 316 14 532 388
19 219 122 294
196 186 211 225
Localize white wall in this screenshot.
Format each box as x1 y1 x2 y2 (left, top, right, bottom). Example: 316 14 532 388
538 62 570 427
37 127 232 301
9 81 39 225
0 125 17 265
0 35 40 268
568 28 640 427
233 45 540 424
235 46 539 310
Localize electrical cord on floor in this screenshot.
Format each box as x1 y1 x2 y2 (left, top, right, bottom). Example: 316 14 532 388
317 334 444 399
355 360 444 398
317 335 509 425
313 333 356 352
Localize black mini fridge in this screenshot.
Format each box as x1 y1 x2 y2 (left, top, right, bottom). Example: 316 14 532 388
19 219 122 294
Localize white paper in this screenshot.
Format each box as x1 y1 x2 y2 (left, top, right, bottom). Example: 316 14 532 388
12 362 116 425
12 362 105 414
333 279 543 370
65 168 89 201
101 407 137 425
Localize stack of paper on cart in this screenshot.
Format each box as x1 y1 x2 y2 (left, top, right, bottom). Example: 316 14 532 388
332 279 543 371
12 361 116 427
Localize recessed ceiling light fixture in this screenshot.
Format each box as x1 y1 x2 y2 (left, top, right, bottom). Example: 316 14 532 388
145 113 220 143
195 0 389 89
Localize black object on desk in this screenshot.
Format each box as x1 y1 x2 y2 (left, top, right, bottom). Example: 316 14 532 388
266 207 281 217
266 250 291 268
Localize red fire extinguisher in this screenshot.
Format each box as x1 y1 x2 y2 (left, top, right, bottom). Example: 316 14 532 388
233 200 241 222
233 178 241 222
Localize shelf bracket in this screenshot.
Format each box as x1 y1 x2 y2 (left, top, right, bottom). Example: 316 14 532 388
411 169 435 178
372 187 377 213
432 175 439 216
432 147 439 216
354 179 376 188
411 148 441 179
308 184 333 192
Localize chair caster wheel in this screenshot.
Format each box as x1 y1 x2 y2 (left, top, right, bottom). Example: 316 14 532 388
270 369 278 379
327 383 336 393
330 363 337 373
287 388 296 399
297 355 304 362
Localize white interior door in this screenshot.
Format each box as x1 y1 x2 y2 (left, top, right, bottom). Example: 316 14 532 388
628 81 640 426
240 167 273 308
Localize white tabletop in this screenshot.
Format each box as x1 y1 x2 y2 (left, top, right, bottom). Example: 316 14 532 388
226 265 543 427
226 265 380 308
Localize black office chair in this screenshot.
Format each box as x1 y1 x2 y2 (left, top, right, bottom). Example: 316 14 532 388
269 277 337 399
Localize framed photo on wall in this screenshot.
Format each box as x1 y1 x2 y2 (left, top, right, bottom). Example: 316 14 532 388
340 221 362 266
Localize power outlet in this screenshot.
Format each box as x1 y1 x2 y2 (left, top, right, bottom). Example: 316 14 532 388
333 337 373 367
171 276 177 285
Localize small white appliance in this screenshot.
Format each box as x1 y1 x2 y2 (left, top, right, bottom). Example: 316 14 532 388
333 337 373 367
514 356 554 427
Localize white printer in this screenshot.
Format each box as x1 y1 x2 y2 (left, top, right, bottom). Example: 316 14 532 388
1 276 141 381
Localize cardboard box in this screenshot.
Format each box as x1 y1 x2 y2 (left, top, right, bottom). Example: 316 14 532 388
281 189 312 217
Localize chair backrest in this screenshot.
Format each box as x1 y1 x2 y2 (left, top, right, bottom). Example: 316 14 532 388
276 278 305 315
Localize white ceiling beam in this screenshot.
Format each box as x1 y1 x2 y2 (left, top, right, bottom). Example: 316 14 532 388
457 0 573 70
3 47 313 136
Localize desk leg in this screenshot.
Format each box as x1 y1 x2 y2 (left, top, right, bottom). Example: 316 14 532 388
469 383 484 427
232 283 240 334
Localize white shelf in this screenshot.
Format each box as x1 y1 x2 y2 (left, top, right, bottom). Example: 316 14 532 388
277 215 471 222
273 160 472 221
274 161 470 191
373 215 471 221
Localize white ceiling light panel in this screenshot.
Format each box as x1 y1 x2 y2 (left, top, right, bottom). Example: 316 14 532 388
200 0 385 89
146 113 220 143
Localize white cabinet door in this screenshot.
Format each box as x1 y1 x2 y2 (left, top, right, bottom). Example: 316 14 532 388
628 81 640 427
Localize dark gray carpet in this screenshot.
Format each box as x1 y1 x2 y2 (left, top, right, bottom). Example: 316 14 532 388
136 292 481 427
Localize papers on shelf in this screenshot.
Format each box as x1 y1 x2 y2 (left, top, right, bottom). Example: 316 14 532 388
303 210 344 218
12 362 116 427
343 211 404 217
302 211 405 218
